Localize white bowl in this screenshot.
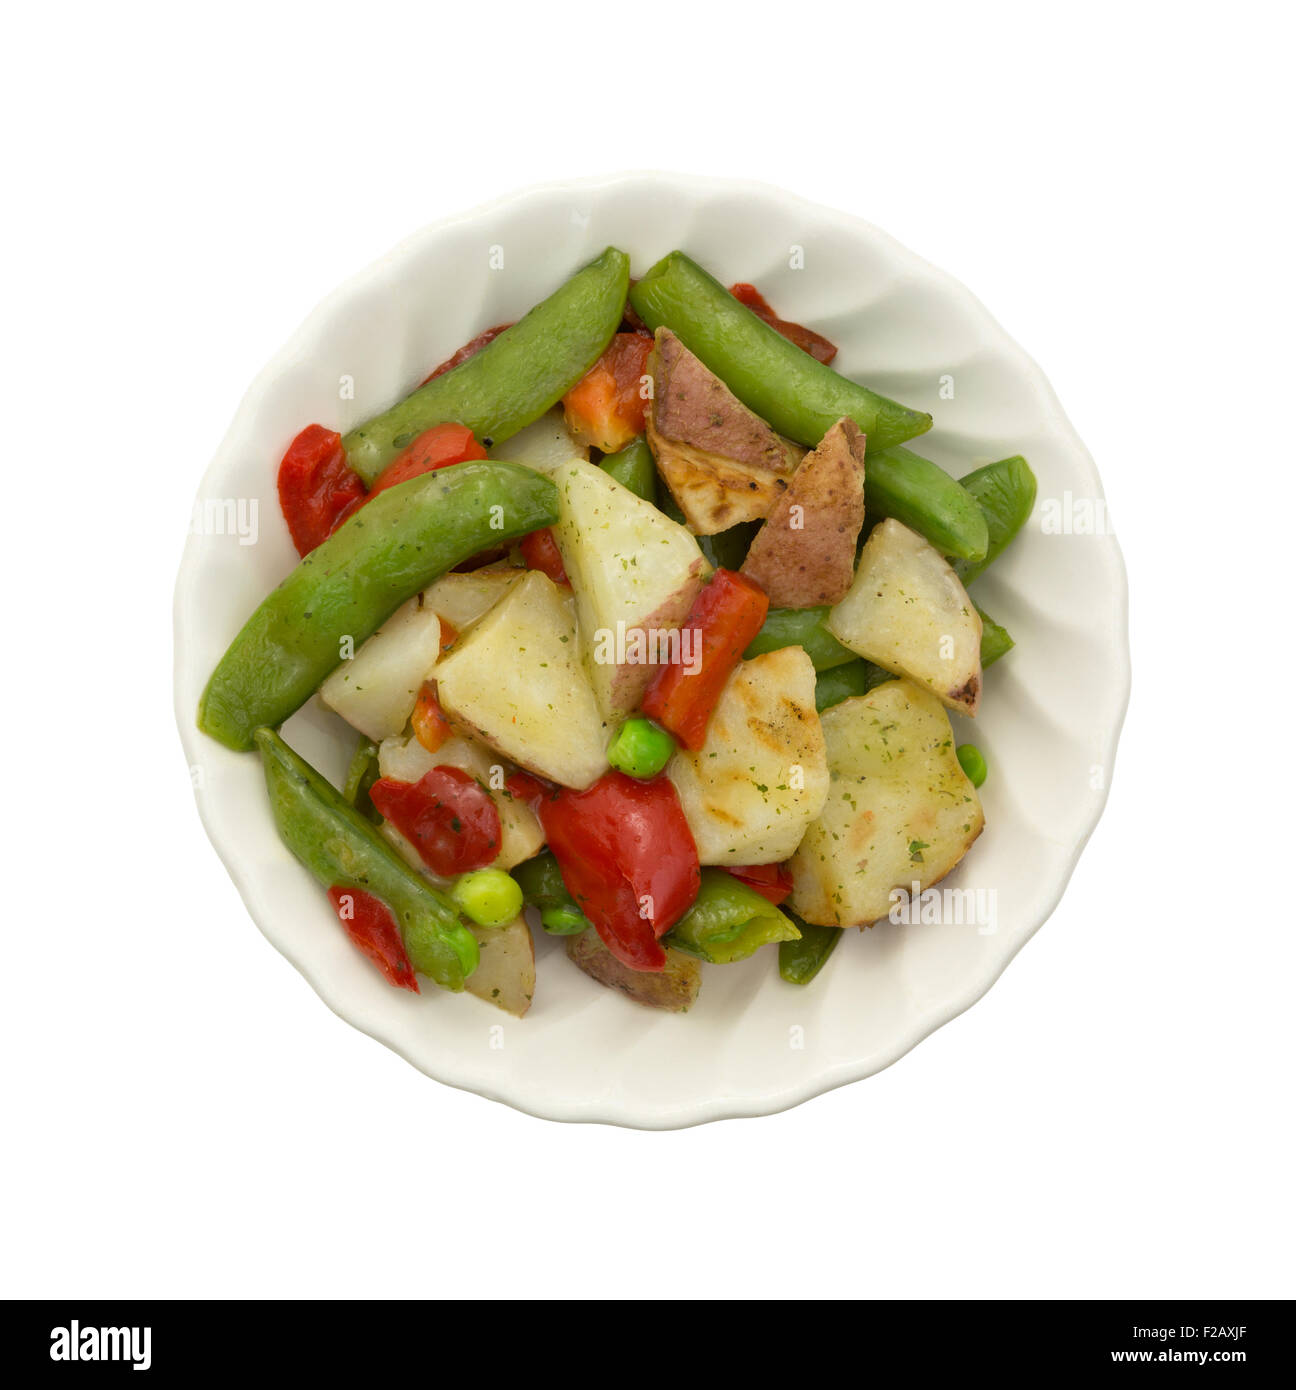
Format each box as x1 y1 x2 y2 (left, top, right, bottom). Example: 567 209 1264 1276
173 172 1129 1129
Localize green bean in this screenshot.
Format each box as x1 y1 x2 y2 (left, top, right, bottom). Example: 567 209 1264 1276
778 912 842 985
198 461 558 750
342 736 381 823
665 870 800 964
952 455 1037 585
343 247 630 483
814 659 893 711
865 446 989 561
254 727 478 990
599 437 657 503
979 608 1014 667
745 607 856 672
511 851 591 935
629 251 932 453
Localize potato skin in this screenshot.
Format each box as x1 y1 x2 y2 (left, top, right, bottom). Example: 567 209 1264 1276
647 329 803 534
566 931 701 1011
741 417 866 608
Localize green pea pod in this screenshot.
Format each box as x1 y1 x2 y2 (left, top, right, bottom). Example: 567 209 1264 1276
600 437 657 503
511 851 592 935
865 446 989 561
199 461 558 750
342 736 381 823
952 455 1037 585
814 658 892 711
665 869 800 964
254 727 478 990
629 251 932 453
979 608 1014 667
745 607 857 672
779 912 842 985
342 248 630 483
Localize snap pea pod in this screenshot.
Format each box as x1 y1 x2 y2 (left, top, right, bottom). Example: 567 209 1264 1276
979 608 1014 667
865 447 989 561
814 658 893 711
745 607 857 672
342 736 381 823
254 727 478 990
665 870 800 964
952 455 1037 586
198 461 558 750
629 251 932 453
778 911 842 985
599 437 657 503
510 851 592 935
343 247 630 483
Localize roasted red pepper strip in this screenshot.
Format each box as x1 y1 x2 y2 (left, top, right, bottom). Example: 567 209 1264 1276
367 423 487 498
422 324 513 384
277 424 368 557
410 682 451 754
370 766 501 877
729 283 838 365
326 885 420 992
721 863 793 906
642 569 770 751
561 331 653 452
519 527 569 584
535 772 700 971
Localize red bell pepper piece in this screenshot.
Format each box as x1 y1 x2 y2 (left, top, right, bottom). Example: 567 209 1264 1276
369 766 501 877
535 772 700 971
276 424 368 557
561 331 653 453
519 527 569 584
367 422 487 498
642 569 770 751
327 885 420 992
729 283 838 365
721 863 793 906
410 682 451 754
422 324 513 384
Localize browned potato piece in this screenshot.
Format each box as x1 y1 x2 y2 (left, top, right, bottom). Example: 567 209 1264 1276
566 932 701 1012
741 417 867 607
465 915 536 1017
646 328 803 534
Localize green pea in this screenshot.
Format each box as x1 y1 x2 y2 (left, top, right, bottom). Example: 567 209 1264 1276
606 717 676 779
957 744 988 788
450 868 524 929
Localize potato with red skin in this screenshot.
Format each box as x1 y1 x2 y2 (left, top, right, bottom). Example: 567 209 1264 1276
741 417 867 608
566 931 701 1012
646 328 803 534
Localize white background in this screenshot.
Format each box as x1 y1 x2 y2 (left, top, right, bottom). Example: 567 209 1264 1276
3 2 1292 1300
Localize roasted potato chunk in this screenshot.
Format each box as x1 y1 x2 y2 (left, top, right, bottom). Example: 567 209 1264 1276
788 681 985 927
465 914 536 1017
435 570 610 788
741 416 866 607
566 931 701 1012
646 328 803 534
667 647 828 864
827 518 983 716
550 459 708 721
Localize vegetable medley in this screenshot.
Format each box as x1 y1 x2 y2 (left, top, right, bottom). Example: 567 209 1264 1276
198 247 1036 1016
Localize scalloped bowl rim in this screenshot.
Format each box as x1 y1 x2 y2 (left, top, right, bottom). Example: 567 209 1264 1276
173 171 1130 1128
